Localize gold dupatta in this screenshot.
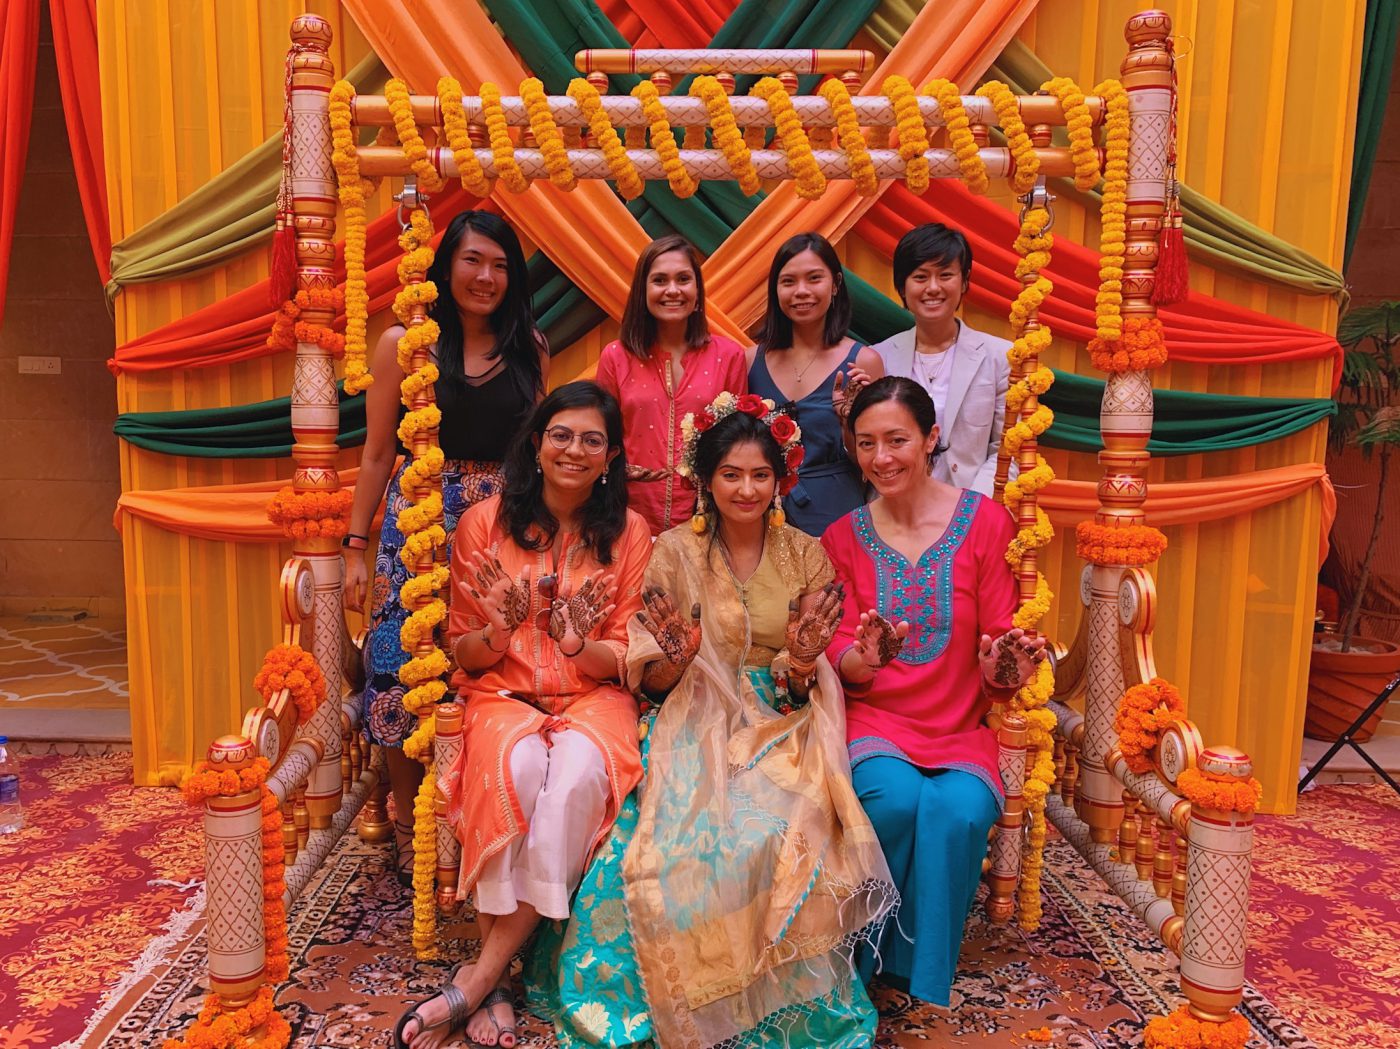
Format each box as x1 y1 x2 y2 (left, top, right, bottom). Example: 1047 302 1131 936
621 525 896 1048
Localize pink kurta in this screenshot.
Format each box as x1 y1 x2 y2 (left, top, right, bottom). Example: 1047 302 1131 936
595 335 748 535
443 495 651 894
820 491 1017 800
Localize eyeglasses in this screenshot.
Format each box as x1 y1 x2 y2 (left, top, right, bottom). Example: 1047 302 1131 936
543 426 608 454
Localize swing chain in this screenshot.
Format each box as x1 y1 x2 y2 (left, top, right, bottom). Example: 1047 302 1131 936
1018 177 1055 234
395 177 430 230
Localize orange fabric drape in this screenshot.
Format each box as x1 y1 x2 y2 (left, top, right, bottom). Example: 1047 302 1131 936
343 0 749 345
1041 463 1333 566
0 0 40 327
117 461 1330 549
702 0 1038 325
49 0 109 282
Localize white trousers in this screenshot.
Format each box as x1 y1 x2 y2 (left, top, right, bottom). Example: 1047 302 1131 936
475 728 609 921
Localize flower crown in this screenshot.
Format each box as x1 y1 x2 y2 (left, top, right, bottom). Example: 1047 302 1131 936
678 392 805 495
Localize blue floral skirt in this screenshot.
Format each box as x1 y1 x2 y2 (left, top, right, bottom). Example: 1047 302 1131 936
362 458 503 747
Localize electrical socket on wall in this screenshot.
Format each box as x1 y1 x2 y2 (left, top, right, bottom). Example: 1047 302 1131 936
17 356 61 375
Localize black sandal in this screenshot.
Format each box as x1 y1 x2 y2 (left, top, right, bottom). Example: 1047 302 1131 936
394 961 469 1048
391 819 416 888
479 986 517 1048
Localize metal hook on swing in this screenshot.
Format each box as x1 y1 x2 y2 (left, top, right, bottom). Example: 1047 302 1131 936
394 177 429 230
1018 177 1056 234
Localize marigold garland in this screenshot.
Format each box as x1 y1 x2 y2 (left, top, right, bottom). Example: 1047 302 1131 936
1075 520 1168 567
567 78 644 199
437 76 493 196
1114 678 1186 775
633 80 697 198
1040 77 1099 190
998 204 1057 931
1177 768 1264 815
1091 315 1169 373
480 82 529 193
924 78 987 194
409 760 442 957
168 763 290 1049
521 76 577 191
1144 1006 1251 1049
976 80 1038 194
328 80 372 394
690 76 761 194
1087 80 1133 361
266 487 353 540
385 78 444 192
254 642 326 725
818 78 877 196
882 75 930 194
752 78 826 199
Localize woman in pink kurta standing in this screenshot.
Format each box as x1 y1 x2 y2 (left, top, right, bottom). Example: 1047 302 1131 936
595 234 747 535
819 376 1046 1009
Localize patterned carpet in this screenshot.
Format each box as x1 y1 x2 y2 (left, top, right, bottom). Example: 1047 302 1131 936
0 618 128 710
4 755 1390 1048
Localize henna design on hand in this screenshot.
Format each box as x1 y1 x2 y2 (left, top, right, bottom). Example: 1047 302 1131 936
786 582 846 665
857 612 906 668
637 586 702 667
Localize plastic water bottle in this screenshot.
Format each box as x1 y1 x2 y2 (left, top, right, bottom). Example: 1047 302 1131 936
0 736 22 834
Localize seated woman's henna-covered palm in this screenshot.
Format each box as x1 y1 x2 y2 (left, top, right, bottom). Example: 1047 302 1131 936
636 586 702 667
785 581 846 665
548 571 615 645
856 611 907 669
468 552 531 632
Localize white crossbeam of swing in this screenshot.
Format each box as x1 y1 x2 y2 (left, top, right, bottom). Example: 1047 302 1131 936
349 93 1106 129
354 145 1099 180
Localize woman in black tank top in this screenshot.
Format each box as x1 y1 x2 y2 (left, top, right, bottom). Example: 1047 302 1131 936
342 211 546 900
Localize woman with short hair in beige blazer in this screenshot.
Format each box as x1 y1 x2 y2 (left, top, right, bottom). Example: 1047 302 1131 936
869 223 1010 496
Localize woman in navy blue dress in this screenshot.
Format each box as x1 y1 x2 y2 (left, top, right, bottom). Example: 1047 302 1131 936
748 232 884 536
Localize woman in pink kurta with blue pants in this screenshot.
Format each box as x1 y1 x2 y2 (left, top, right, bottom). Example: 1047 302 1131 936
595 234 747 535
821 376 1045 1008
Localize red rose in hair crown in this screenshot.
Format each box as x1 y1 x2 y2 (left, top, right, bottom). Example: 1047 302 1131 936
770 414 798 444
784 444 805 472
737 393 767 417
695 407 717 432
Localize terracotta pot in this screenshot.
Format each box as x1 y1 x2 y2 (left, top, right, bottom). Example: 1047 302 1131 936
1304 634 1400 742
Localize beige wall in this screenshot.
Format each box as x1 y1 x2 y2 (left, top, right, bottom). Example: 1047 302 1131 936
0 6 121 618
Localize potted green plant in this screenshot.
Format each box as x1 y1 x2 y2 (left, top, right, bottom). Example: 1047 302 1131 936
1306 303 1400 741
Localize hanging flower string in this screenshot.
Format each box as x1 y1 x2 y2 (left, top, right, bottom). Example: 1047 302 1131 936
480 82 530 193
567 78 645 199
522 76 578 191
976 80 1038 194
882 75 930 195
1041 77 1100 189
752 77 826 200
690 75 761 194
437 76 493 197
997 202 1058 931
386 78 445 192
167 757 291 1049
818 78 877 196
633 79 698 198
925 78 988 194
328 80 372 394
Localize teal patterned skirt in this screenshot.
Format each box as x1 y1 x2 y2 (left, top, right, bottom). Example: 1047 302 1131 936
524 671 880 1048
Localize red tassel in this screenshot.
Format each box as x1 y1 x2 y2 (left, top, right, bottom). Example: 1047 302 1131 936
1152 214 1188 307
269 217 297 308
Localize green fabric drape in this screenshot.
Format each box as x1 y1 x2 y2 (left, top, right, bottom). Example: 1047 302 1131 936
114 385 366 458
860 9 1346 298
1038 372 1335 455
1346 0 1400 266
114 376 1333 459
104 52 388 300
492 0 885 348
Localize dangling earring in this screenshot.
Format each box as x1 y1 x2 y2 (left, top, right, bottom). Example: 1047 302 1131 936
690 492 708 534
601 473 608 485
769 490 786 530
536 459 543 474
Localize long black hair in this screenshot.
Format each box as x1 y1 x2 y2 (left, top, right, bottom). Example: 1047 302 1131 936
426 210 543 404
753 232 852 353
499 381 629 563
847 376 948 463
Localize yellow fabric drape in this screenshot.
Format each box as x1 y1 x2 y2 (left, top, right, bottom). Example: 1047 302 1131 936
703 0 1038 328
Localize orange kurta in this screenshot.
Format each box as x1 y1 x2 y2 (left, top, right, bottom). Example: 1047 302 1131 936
443 495 651 897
